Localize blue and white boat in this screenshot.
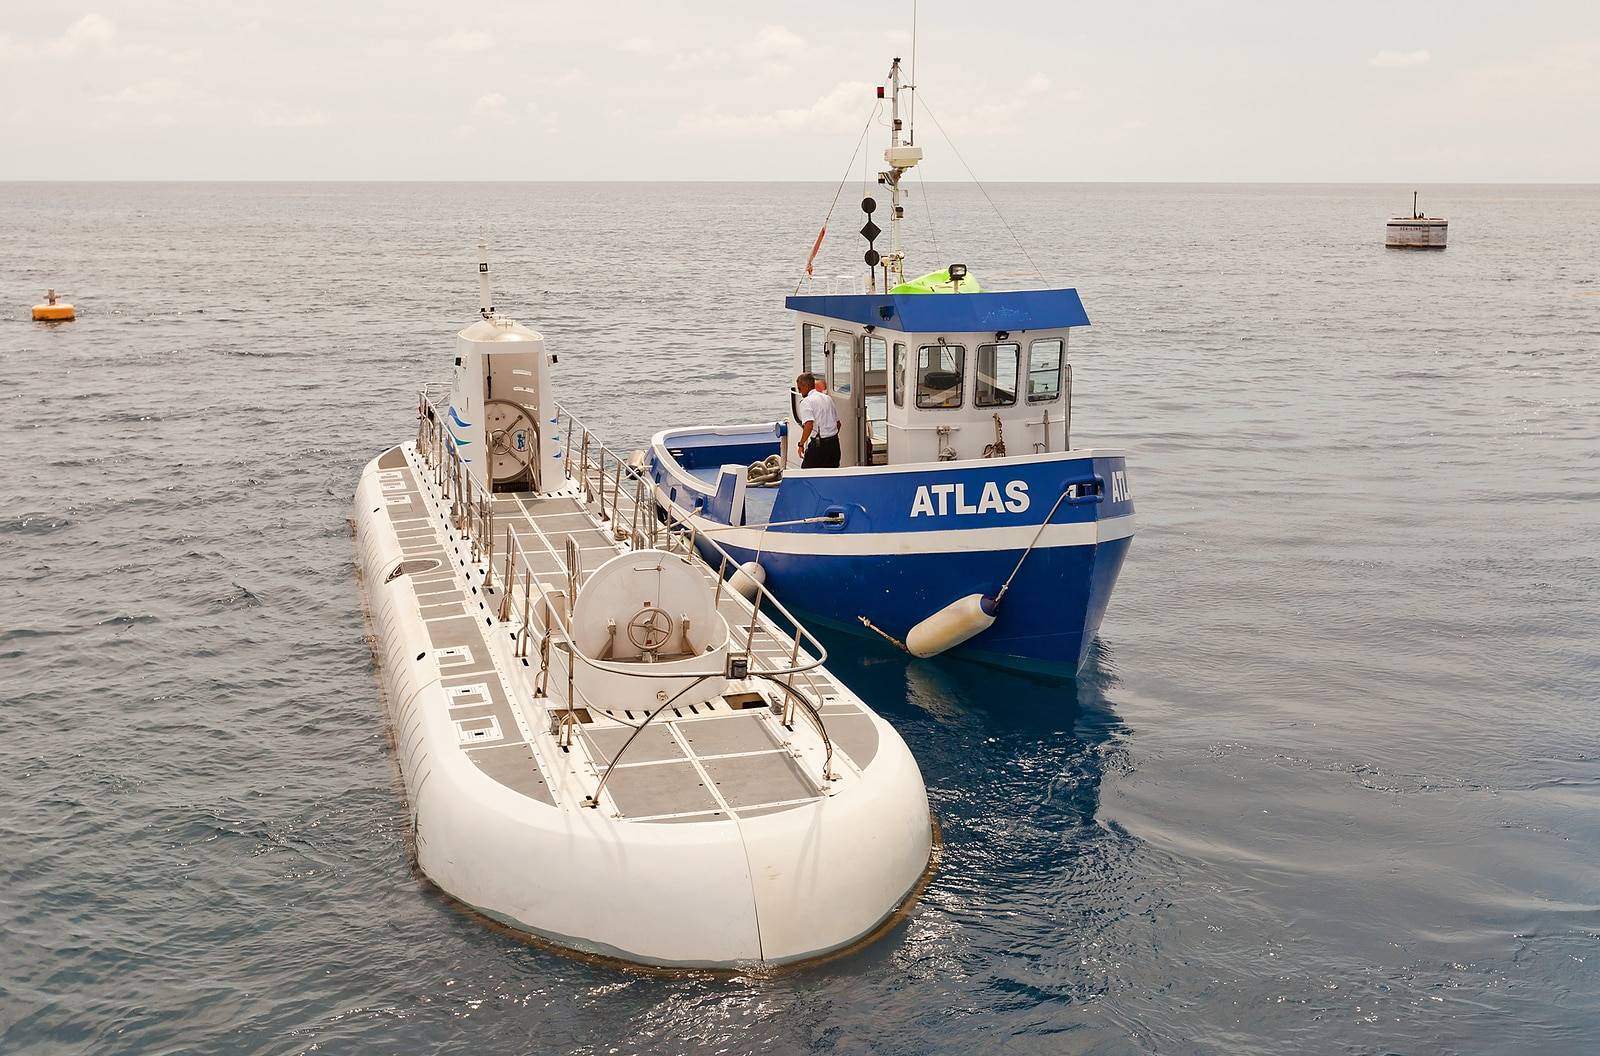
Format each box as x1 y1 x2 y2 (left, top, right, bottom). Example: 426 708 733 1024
647 59 1134 678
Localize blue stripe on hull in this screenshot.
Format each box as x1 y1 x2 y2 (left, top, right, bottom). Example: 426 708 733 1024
707 536 1132 677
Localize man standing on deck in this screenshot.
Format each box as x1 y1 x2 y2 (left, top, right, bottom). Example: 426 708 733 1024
795 372 840 469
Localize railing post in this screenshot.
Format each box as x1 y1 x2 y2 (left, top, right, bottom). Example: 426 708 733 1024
745 582 763 657
785 630 802 708
1064 361 1074 450
610 462 623 534
493 525 511 605
480 498 491 574
519 569 532 658
563 418 574 480
565 628 576 726
630 477 642 549
536 629 549 695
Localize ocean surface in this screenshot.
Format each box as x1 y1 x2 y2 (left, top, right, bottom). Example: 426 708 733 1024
3 181 1597 1055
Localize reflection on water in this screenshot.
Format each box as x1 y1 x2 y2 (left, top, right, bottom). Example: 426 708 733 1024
817 624 1120 731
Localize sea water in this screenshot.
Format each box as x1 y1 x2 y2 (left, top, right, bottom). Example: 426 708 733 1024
2 182 1597 1054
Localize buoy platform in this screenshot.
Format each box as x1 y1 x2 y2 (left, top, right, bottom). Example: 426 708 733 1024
32 289 76 321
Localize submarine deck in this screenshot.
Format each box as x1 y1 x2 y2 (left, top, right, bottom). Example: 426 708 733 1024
370 444 883 825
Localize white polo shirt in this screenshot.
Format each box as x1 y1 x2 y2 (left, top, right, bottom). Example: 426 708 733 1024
799 389 840 438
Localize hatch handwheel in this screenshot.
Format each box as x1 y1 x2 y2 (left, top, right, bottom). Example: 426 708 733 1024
626 607 675 652
484 398 540 489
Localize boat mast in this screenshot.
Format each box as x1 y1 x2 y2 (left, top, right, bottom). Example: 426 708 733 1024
882 57 922 289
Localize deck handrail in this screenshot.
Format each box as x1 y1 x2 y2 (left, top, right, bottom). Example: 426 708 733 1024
420 392 791 681
414 390 836 793
551 402 834 673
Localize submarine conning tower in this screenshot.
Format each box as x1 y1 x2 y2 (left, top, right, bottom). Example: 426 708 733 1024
440 248 561 494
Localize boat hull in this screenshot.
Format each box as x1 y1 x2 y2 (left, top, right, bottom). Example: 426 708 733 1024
355 444 933 967
1385 219 1448 249
649 429 1134 677
711 534 1132 677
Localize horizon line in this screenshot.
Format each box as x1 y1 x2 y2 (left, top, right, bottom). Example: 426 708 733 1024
4 178 1599 186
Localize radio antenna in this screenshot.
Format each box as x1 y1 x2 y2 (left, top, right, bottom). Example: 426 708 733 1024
909 0 917 140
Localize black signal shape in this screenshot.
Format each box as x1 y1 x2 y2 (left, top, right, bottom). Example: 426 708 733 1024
861 197 881 268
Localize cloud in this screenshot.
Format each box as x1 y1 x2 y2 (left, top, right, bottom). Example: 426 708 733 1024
542 69 590 89
1369 49 1431 68
472 92 508 116
454 92 535 139
47 13 117 57
748 25 805 59
666 48 719 74
673 80 873 137
1 13 118 58
626 25 806 76
3 12 189 63
1454 41 1600 104
256 104 328 128
929 72 1076 136
618 36 665 56
98 78 193 106
432 29 494 54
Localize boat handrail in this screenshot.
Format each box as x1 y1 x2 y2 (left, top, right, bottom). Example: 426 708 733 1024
551 402 847 784
551 401 834 670
419 392 796 681
414 390 836 790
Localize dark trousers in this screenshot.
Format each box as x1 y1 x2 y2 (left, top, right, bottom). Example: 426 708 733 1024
801 434 841 469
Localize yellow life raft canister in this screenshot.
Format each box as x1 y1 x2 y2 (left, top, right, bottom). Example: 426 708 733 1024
32 289 76 321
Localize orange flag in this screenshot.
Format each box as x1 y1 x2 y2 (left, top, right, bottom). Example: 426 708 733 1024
804 225 826 277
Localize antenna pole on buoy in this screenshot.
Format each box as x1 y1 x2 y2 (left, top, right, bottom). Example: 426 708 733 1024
477 242 494 320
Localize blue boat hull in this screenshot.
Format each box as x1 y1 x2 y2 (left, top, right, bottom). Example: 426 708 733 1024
707 534 1132 678
648 427 1134 678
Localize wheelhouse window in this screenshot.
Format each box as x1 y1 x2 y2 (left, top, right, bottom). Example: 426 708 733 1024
1027 338 1064 403
802 323 825 377
865 336 887 373
830 332 855 395
892 343 907 407
863 335 888 463
975 342 1020 407
916 344 966 409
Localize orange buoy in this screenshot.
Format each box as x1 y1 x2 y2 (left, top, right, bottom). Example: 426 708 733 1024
32 288 76 321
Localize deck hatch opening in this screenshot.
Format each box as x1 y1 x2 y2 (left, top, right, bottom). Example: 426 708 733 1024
454 715 502 744
386 557 442 581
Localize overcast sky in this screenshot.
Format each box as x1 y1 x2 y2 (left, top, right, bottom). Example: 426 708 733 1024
3 1 1597 181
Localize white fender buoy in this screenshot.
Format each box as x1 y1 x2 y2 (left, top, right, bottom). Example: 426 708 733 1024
728 560 766 601
905 594 997 658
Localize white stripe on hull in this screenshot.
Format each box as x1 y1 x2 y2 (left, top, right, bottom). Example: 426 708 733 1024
687 511 1136 556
